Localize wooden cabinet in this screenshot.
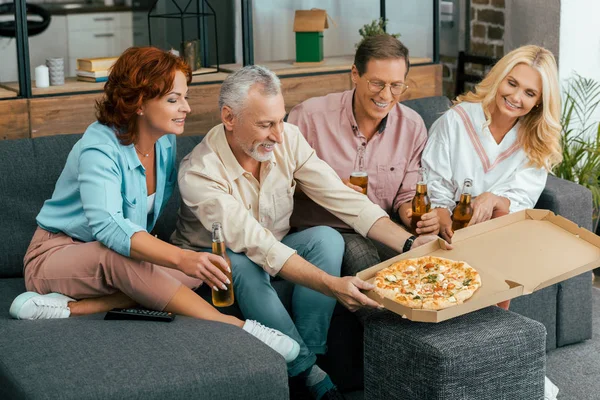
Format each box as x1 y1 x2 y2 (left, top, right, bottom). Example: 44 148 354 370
66 12 133 76
132 11 150 46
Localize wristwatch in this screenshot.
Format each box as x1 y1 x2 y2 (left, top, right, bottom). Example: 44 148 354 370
403 235 417 253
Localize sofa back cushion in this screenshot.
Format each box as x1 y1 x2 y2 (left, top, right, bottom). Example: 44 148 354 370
153 97 452 240
0 96 452 278
0 133 204 279
0 134 82 278
153 135 204 241
401 96 452 131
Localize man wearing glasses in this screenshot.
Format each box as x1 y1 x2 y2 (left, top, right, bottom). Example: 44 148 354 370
288 34 440 279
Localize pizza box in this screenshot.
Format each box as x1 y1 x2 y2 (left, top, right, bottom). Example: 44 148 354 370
357 209 600 323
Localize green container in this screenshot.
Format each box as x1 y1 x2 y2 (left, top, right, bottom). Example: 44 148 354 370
295 32 324 63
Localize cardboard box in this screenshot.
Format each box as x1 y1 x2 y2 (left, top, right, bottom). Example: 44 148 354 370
357 209 600 323
293 9 329 63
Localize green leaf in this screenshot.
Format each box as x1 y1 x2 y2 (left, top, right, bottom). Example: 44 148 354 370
356 18 401 48
553 73 600 229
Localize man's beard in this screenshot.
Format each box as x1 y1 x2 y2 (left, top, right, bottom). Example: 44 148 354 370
245 141 276 162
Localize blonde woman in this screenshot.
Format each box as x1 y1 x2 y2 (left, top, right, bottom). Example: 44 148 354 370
422 44 561 400
423 45 561 240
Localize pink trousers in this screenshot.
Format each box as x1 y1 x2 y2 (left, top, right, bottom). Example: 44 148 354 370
23 227 203 311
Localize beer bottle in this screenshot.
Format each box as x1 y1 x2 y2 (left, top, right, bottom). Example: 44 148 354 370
411 167 431 233
211 222 234 307
349 145 368 194
452 178 474 231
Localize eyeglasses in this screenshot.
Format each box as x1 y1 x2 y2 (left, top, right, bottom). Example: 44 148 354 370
366 80 409 96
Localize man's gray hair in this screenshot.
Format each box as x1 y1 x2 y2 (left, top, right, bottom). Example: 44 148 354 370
218 65 281 116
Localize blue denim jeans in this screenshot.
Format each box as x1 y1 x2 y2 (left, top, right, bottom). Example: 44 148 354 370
225 226 344 376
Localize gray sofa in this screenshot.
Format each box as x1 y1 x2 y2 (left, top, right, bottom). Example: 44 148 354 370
0 96 592 399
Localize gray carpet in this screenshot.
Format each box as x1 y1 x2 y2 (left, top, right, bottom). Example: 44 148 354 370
546 287 600 400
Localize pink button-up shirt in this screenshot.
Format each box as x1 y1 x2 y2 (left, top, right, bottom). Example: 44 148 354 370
288 89 427 230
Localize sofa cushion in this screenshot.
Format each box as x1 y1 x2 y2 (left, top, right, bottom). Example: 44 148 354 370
0 278 288 400
508 284 558 351
0 135 82 278
557 271 593 347
401 96 452 130
153 135 204 242
0 134 204 278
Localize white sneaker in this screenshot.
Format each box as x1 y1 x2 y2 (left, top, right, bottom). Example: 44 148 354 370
242 319 300 363
9 292 74 320
544 376 559 400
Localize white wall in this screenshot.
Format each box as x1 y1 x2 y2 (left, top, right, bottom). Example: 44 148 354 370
559 0 600 125
245 0 433 63
251 0 379 63
386 0 434 60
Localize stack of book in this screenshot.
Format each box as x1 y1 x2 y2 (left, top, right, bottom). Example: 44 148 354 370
76 57 118 83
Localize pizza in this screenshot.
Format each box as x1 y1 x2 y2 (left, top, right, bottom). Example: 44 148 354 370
373 255 481 310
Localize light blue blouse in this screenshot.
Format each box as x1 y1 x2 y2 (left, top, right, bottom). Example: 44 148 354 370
36 121 177 257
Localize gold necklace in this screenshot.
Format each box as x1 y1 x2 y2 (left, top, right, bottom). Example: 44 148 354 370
134 144 153 158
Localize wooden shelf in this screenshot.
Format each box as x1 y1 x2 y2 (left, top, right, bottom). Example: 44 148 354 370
0 86 18 99
217 55 432 76
192 67 218 76
0 69 230 97
1 77 104 96
0 62 441 140
191 71 229 84
0 57 434 98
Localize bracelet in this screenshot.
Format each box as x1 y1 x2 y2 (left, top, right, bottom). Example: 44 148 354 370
402 235 417 253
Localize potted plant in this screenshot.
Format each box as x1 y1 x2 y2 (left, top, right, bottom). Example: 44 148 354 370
356 18 400 48
552 73 600 231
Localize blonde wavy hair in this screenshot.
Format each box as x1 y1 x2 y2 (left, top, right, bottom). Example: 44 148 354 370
455 45 562 170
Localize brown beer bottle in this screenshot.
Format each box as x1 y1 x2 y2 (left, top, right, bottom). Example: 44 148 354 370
211 222 234 307
452 178 474 231
411 167 431 233
349 145 368 194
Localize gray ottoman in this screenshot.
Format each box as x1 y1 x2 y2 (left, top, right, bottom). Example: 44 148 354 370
364 307 546 400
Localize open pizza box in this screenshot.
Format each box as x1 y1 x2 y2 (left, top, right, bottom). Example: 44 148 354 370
357 209 600 323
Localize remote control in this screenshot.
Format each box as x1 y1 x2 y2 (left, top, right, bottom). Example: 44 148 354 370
104 308 175 322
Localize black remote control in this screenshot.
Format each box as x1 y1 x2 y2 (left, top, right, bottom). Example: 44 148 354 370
104 308 175 322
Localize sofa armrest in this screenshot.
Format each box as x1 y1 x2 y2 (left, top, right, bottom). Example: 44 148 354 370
534 174 594 348
535 175 593 230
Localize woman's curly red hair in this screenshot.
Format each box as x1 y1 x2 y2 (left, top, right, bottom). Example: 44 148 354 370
96 46 192 145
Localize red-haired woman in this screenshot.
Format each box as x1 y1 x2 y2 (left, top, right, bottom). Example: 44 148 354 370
8 47 299 363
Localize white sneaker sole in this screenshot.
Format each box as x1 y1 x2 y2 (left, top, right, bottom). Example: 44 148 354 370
9 291 40 320
286 340 300 363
